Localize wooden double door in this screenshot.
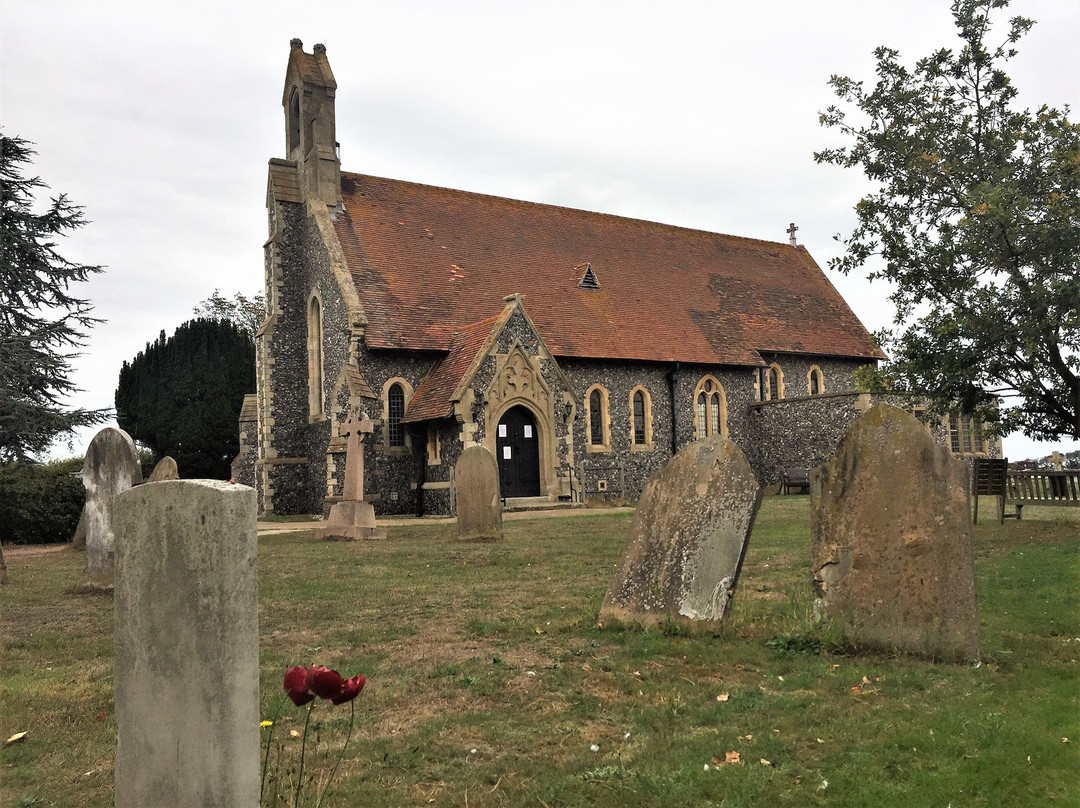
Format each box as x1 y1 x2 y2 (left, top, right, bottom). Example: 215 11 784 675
495 406 541 498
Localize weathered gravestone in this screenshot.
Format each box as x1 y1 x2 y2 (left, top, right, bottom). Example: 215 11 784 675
71 509 87 550
316 409 386 540
811 403 980 661
113 479 259 808
456 444 503 541
146 455 179 482
600 435 761 628
82 427 142 588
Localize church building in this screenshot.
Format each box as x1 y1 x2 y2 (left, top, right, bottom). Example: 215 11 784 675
242 40 903 517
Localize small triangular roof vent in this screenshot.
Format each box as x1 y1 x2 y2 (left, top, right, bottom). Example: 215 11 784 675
577 262 600 290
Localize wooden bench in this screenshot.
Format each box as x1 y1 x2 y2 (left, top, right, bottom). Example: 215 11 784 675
973 457 1008 524
782 467 810 495
1005 469 1080 520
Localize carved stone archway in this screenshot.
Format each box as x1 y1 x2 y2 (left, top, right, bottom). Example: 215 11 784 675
482 345 559 499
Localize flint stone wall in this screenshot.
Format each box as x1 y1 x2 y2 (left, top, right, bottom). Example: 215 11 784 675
601 435 761 628
811 403 980 661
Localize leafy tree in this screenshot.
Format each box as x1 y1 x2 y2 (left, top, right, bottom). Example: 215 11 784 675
193 288 265 338
0 133 108 461
115 318 255 479
816 0 1080 440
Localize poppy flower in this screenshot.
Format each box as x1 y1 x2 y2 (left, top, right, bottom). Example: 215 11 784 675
283 665 314 706
331 675 366 705
308 666 345 700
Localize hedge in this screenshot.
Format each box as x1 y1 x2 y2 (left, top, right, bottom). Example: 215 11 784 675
0 458 86 545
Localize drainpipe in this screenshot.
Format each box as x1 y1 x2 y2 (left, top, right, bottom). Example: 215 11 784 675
668 363 680 456
414 427 426 517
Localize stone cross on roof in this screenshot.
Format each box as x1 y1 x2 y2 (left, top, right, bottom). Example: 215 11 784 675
787 222 798 246
341 410 374 502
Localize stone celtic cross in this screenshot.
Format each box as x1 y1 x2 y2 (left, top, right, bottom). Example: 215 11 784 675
341 410 374 502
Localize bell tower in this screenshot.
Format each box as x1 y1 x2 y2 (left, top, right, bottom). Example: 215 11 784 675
282 39 342 208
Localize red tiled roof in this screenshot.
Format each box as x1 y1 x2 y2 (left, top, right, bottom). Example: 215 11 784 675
403 314 500 422
333 173 883 366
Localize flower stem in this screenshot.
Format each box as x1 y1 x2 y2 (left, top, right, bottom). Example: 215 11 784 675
314 699 356 808
260 693 289 804
294 701 315 808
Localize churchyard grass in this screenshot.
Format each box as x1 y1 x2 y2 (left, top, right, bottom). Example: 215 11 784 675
2 498 1077 807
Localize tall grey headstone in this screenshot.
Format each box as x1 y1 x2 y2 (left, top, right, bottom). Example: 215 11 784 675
456 444 503 541
601 435 761 628
113 480 259 808
82 427 141 588
811 403 980 661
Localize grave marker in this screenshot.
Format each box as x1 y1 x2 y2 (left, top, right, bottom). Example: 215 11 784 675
455 444 503 540
113 479 259 807
601 435 761 628
146 455 179 482
811 403 980 661
82 427 142 588
316 408 386 540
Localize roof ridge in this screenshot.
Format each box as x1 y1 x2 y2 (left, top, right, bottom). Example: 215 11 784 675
340 170 799 251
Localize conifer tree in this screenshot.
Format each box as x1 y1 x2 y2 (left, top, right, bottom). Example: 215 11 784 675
115 318 255 479
0 133 107 461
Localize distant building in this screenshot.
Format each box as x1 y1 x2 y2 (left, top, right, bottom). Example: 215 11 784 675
237 40 996 517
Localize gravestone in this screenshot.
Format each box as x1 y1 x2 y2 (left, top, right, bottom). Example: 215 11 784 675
811 403 979 661
146 455 179 482
456 444 503 540
112 479 259 807
600 435 761 628
71 509 87 550
82 427 142 588
316 409 386 540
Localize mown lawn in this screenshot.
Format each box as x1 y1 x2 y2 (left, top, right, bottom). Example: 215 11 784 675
1 497 1077 807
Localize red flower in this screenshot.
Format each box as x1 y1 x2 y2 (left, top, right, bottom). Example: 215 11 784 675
307 666 345 700
331 675 366 705
283 665 314 706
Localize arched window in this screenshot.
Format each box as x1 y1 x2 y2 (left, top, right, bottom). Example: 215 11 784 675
767 363 784 400
307 293 324 419
808 365 825 396
632 391 646 444
629 386 653 450
694 377 727 439
387 383 405 447
589 390 603 445
288 89 301 154
585 385 611 452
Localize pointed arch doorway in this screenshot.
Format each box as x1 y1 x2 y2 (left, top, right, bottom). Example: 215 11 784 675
495 405 541 498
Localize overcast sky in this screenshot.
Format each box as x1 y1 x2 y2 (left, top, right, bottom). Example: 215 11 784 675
3 0 1078 463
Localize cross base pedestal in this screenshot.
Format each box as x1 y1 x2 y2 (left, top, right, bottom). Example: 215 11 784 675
315 500 387 541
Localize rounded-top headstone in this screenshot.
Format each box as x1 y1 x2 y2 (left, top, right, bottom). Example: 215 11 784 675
601 435 761 628
82 427 142 588
811 403 979 661
146 455 179 482
456 444 503 541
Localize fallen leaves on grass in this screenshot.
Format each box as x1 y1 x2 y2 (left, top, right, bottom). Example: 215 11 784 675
711 750 743 766
5 731 27 745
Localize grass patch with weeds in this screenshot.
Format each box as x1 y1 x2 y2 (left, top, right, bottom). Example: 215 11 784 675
1 496 1077 806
